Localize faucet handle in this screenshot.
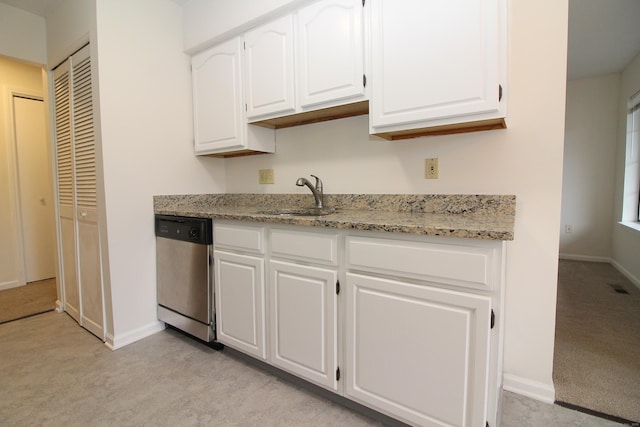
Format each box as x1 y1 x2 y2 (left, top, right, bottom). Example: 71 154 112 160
310 174 323 191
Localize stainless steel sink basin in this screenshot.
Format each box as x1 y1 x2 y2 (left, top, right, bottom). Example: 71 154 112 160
257 207 336 217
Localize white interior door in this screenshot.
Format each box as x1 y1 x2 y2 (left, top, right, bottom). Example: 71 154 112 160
13 96 56 283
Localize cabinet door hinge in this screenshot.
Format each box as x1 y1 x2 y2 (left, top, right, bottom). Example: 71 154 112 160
363 74 367 88
336 367 341 381
243 41 246 50
498 85 503 102
490 309 495 329
336 280 340 295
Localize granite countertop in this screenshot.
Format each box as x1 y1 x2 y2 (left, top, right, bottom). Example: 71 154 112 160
153 194 516 241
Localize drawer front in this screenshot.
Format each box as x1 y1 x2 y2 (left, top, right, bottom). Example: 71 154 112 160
271 229 338 266
214 223 265 254
346 236 494 290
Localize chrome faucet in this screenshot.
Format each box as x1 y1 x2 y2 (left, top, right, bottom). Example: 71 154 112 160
296 175 324 208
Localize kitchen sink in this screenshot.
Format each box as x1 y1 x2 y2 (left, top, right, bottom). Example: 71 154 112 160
257 207 336 217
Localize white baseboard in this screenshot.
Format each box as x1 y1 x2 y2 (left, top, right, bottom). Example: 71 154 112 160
0 281 22 291
503 373 555 404
610 259 640 290
558 253 611 263
104 320 166 351
559 254 640 290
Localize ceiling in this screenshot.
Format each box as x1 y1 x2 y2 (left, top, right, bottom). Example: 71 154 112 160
567 0 640 80
1 0 639 81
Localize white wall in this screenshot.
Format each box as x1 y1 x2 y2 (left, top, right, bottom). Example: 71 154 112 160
183 0 309 53
94 0 225 347
612 52 640 286
191 0 568 402
560 74 619 260
46 0 96 68
0 57 46 290
0 3 46 65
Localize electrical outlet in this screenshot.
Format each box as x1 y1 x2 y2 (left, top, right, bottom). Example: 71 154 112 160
565 224 573 233
258 169 274 184
425 158 439 179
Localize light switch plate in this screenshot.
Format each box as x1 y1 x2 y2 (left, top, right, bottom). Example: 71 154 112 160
425 158 438 179
259 169 274 184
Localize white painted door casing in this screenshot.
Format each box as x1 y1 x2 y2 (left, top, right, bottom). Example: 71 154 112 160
214 250 267 359
269 260 338 391
370 0 505 132
345 273 492 427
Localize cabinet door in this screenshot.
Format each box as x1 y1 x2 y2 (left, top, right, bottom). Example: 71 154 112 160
214 250 266 359
269 260 338 391
370 0 502 129
297 0 365 108
345 273 492 427
245 14 296 119
192 37 244 154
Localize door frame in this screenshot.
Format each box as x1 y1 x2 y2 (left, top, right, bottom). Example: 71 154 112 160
10 92 58 283
3 88 43 290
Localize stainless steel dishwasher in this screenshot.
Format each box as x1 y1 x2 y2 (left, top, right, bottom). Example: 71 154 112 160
155 214 221 347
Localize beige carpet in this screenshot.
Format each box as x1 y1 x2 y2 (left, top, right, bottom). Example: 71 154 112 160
553 260 640 423
0 278 57 324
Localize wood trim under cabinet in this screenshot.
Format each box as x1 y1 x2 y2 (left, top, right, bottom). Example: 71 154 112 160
374 118 507 140
203 149 273 158
250 100 369 130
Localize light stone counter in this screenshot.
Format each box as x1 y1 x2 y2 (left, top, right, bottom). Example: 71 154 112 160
153 194 516 240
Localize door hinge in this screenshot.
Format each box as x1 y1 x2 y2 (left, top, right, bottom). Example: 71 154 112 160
336 280 340 295
363 74 367 88
336 367 341 381
243 41 246 50
498 85 503 102
490 309 495 329
362 0 365 6
209 254 212 266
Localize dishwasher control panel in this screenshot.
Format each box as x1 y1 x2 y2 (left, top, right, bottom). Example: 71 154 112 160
155 215 212 245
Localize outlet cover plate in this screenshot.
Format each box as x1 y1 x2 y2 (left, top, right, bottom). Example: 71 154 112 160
425 158 438 179
259 169 274 184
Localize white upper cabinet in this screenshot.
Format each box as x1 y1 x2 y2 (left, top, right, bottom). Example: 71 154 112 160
297 0 365 109
246 0 368 125
245 14 296 119
369 0 506 139
192 37 275 157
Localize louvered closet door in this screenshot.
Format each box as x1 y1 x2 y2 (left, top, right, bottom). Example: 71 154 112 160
54 60 80 323
71 45 104 340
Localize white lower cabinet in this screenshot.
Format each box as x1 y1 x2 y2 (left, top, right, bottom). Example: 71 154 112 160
269 260 338 390
213 223 503 427
214 250 266 359
344 272 492 427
